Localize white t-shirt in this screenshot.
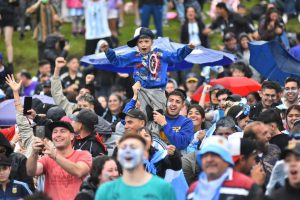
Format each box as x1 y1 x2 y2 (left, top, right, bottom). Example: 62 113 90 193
84 0 112 40
188 22 201 46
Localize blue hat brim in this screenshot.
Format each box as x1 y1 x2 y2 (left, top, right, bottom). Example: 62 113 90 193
196 145 234 166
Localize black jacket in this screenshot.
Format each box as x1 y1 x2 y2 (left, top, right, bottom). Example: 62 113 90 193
74 133 107 157
180 20 209 48
148 148 182 178
210 12 255 36
270 179 300 200
43 34 68 71
250 101 280 120
269 134 289 152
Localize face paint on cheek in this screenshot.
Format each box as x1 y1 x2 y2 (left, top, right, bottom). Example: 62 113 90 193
167 102 171 107
117 147 143 170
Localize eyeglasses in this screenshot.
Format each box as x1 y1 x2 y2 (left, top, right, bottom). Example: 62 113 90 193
289 133 300 140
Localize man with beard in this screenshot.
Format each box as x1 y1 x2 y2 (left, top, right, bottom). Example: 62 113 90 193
95 134 176 199
244 121 281 186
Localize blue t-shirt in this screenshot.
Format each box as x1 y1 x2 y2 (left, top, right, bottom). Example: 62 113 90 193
95 175 176 200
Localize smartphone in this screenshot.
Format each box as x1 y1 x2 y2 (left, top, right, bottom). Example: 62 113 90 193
23 97 32 115
35 126 45 139
35 126 45 155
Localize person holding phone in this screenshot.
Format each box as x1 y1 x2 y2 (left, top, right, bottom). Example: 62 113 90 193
26 120 92 200
5 74 35 158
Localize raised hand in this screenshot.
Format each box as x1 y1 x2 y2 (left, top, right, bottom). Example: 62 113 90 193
202 85 212 94
188 42 196 49
250 164 266 186
43 139 57 160
85 74 95 84
132 81 141 95
55 57 66 69
167 145 176 156
5 74 22 92
100 41 109 53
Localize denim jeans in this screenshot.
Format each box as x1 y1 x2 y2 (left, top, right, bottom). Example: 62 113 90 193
140 4 163 37
174 0 185 23
284 0 296 15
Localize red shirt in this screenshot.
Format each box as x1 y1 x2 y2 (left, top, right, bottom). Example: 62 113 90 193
38 150 92 200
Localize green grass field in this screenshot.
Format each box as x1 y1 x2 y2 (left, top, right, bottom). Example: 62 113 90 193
0 0 299 75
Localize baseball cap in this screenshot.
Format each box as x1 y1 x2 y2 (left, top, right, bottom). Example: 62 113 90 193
46 106 66 121
185 72 199 83
0 155 11 166
197 135 234 166
0 53 3 61
72 109 98 131
281 143 300 159
43 80 51 88
228 137 257 163
127 27 155 47
48 121 74 133
125 109 147 122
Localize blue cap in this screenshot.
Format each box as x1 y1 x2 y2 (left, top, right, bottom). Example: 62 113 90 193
197 135 234 166
0 53 3 61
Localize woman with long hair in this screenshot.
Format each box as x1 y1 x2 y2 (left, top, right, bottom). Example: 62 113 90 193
285 105 300 131
186 104 209 152
102 93 123 123
75 156 121 200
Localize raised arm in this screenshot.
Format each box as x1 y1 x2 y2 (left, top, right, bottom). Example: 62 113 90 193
162 43 194 64
26 137 44 176
26 0 41 14
5 75 34 157
51 57 76 115
199 85 211 108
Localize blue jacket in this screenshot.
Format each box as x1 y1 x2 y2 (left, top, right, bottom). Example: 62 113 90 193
0 179 32 200
105 45 193 89
160 115 194 150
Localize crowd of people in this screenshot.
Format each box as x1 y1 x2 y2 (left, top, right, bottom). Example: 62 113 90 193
1 0 300 200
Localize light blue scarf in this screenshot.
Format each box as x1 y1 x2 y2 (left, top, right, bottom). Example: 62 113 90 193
193 168 231 200
144 150 168 175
